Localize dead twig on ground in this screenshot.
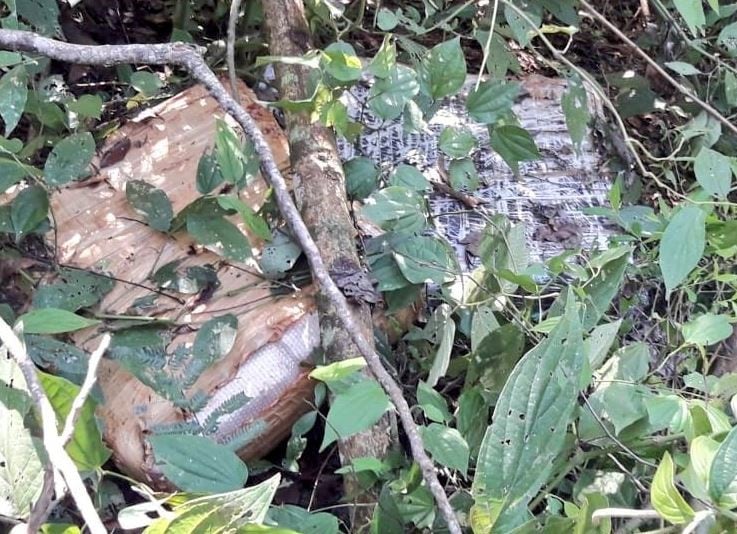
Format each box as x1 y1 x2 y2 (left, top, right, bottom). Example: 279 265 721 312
0 29 461 534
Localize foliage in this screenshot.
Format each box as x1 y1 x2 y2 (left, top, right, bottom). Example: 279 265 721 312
3 0 737 532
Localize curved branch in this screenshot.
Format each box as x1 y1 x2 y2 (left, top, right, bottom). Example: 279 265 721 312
0 29 461 533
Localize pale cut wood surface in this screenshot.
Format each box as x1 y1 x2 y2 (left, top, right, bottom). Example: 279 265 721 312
50 81 317 486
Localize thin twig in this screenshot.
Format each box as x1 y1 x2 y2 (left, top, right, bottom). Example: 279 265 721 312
227 0 242 104
0 318 106 534
579 0 737 137
0 29 461 533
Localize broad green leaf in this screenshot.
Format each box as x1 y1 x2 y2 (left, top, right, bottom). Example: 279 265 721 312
674 0 706 35
125 180 173 232
659 205 706 295
66 94 103 119
0 158 38 194
0 349 44 520
681 435 719 501
361 186 427 232
368 254 412 291
392 235 456 284
726 71 737 108
0 65 27 136
694 147 732 198
448 158 480 191
717 22 737 57
186 213 251 262
196 150 224 194
561 75 589 152
269 505 339 534
26 335 96 395
465 81 519 124
472 292 583 525
259 229 301 275
457 388 489 458
320 378 391 451
427 304 455 387
438 126 476 159
33 268 114 311
39 372 111 471
130 71 163 97
504 2 542 47
193 314 237 367
368 36 396 78
372 486 404 534
216 195 271 241
11 184 47 236
490 125 540 173
321 42 362 82
40 524 81 534
475 30 520 80
344 156 379 199
17 308 100 334
388 164 429 191
581 250 629 330
682 313 732 346
43 132 95 186
421 423 469 475
150 434 248 493
309 358 366 385
369 65 419 120
417 381 452 423
651 451 695 524
16 0 60 36
584 320 621 371
152 261 218 295
709 425 737 508
215 119 247 187
664 61 701 75
376 8 399 31
419 37 466 99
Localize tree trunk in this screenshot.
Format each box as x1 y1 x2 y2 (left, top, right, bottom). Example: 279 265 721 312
261 0 393 528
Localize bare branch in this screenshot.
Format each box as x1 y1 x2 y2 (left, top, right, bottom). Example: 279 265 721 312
0 318 106 534
0 29 461 533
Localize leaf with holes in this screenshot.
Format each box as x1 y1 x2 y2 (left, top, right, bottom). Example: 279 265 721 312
392 235 456 285
33 268 114 312
694 147 732 199
186 213 251 262
39 372 111 471
369 65 419 121
718 22 737 57
419 37 466 100
466 81 519 125
260 229 302 276
125 180 173 232
490 125 540 173
44 132 95 186
421 423 470 476
11 185 47 237
150 434 248 493
472 291 583 527
659 205 706 295
0 65 27 136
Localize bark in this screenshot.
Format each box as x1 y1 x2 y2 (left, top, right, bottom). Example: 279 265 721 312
262 0 393 526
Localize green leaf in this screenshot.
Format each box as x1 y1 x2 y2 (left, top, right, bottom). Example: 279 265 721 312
66 94 103 119
268 505 340 534
0 65 27 136
321 42 362 82
504 2 542 47
421 423 469 476
368 65 419 120
490 125 540 173
427 304 455 387
673 0 706 35
419 37 467 100
658 205 706 295
376 8 399 31
259 229 302 275
125 180 173 232
39 372 111 471
17 308 100 334
561 75 589 152
320 379 391 451
726 71 737 108
651 451 695 524
215 119 247 187
466 81 519 125
472 293 583 524
309 358 366 385
43 132 95 186
149 434 248 493
417 381 452 423
368 36 396 78
664 61 702 75
438 126 476 159
388 164 429 191
448 158 480 191
186 213 251 262
0 158 38 194
0 350 44 520
709 425 737 508
344 156 379 200
33 268 114 312
195 151 223 194
361 186 427 233
216 195 271 241
581 249 629 330
16 0 60 36
682 313 733 346
129 71 163 97
392 235 456 285
717 21 737 57
11 184 47 236
694 147 732 198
